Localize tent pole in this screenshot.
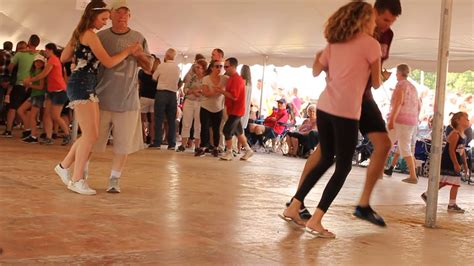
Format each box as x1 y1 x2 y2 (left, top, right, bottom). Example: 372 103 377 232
425 0 453 228
258 55 268 118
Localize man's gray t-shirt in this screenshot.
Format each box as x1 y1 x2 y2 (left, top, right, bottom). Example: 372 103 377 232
96 28 150 112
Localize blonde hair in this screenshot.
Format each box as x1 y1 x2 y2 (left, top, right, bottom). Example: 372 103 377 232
324 1 374 43
397 64 410 77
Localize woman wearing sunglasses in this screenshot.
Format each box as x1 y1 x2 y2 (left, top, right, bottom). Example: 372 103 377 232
196 60 228 157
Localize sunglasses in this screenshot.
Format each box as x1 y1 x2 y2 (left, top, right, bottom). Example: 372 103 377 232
213 65 223 69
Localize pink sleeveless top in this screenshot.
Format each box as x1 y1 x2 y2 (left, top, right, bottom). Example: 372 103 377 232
393 79 419 126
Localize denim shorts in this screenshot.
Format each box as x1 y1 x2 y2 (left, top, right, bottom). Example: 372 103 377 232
47 91 68 106
29 94 45 108
66 70 98 108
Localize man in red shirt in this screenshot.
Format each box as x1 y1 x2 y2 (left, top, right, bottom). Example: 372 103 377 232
216 57 253 161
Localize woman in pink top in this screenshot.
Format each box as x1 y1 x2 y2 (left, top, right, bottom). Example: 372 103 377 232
385 64 420 184
282 1 382 238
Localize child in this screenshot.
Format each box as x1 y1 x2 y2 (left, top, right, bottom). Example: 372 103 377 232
421 112 470 213
18 54 46 143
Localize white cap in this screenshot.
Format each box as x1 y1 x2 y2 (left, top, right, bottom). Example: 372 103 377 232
34 54 47 63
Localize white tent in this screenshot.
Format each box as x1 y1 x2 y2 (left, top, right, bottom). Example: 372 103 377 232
1 0 473 72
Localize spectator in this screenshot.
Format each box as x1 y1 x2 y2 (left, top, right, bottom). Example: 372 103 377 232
248 98 289 149
284 104 317 157
139 55 160 144
151 48 180 149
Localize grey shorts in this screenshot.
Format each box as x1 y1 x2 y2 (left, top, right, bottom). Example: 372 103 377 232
29 94 45 108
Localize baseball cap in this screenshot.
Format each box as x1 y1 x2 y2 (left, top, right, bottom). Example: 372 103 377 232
276 98 286 104
33 54 47 63
110 0 130 10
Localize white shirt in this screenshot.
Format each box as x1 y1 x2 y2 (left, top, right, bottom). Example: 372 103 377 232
201 75 228 112
153 60 180 92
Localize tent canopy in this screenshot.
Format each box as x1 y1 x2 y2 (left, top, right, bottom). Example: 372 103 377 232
1 0 473 71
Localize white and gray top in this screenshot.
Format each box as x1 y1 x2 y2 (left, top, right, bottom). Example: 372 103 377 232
200 75 228 113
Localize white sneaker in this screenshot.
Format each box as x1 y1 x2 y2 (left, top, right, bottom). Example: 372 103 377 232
55 164 70 186
240 149 254 161
67 179 96 195
107 177 121 193
220 151 233 161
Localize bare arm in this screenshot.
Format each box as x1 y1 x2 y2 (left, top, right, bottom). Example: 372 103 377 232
7 62 16 75
83 30 135 69
461 145 469 172
29 79 45 91
312 51 324 77
388 86 404 129
201 84 214 97
60 40 74 63
134 52 152 72
29 64 53 82
370 59 382 89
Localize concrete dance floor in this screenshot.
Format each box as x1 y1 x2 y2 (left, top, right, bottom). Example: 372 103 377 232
0 137 473 265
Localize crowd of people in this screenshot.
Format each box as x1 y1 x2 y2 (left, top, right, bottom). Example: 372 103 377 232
0 0 472 238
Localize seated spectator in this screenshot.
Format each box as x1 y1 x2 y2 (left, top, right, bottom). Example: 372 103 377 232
247 98 289 148
284 104 318 157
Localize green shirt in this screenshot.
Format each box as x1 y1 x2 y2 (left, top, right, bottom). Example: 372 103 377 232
11 51 37 85
30 69 45 97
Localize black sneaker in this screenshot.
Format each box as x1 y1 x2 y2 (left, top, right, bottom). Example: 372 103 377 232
421 193 427 204
52 133 58 139
39 138 54 145
61 135 71 146
299 207 312 220
176 145 186 152
148 143 161 149
212 148 219 157
285 199 312 220
354 205 386 227
195 148 206 157
22 136 38 144
384 168 393 176
1 131 12 138
21 130 31 139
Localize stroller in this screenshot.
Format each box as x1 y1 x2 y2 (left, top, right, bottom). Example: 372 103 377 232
414 139 432 177
353 134 373 166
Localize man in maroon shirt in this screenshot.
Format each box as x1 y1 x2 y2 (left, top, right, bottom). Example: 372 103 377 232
285 0 402 227
217 57 254 161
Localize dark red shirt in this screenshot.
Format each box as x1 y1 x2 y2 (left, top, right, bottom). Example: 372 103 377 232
363 28 394 100
225 73 246 116
264 108 289 135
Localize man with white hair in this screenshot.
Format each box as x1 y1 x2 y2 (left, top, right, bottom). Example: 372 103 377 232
150 48 180 149
92 0 152 193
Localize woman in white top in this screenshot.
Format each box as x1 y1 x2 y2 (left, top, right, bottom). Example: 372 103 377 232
196 60 228 157
177 59 208 153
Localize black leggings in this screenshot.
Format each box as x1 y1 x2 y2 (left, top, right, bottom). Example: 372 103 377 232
200 107 223 148
294 110 359 213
